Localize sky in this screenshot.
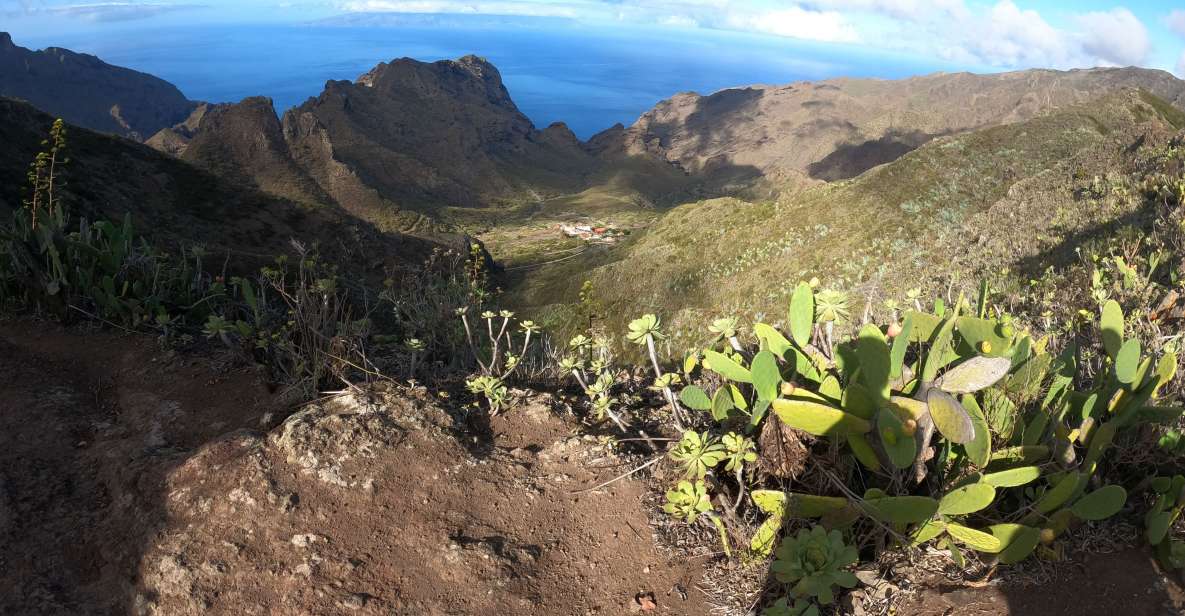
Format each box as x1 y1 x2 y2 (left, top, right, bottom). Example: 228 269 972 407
3 0 1185 77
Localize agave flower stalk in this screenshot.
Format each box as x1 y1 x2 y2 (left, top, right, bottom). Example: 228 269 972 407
646 335 687 430
627 314 688 431
457 308 490 374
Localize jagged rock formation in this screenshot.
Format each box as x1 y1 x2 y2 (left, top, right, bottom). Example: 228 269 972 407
280 56 599 212
593 67 1185 185
0 32 195 140
147 97 332 206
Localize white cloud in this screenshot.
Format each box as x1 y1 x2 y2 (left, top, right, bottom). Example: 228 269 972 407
1076 8 1150 66
339 0 580 18
658 14 697 28
966 0 1072 67
725 6 858 43
1168 9 1185 37
8 1 204 21
330 0 1166 70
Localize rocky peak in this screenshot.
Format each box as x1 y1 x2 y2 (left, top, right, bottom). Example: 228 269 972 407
148 96 331 206
0 32 13 49
353 55 518 113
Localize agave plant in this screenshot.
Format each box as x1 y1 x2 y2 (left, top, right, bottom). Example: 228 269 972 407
670 430 727 478
771 526 859 605
763 598 820 616
663 480 712 523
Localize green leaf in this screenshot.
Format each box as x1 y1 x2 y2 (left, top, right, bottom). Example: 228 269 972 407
945 523 1004 553
1101 299 1123 359
890 315 914 381
1115 339 1141 385
961 394 991 468
771 399 872 437
990 524 1041 564
877 407 917 469
938 483 997 515
936 356 1012 394
711 386 735 421
679 386 712 411
926 388 976 444
754 323 793 359
1035 472 1082 514
922 306 960 384
846 432 883 472
1147 510 1175 545
1070 485 1127 521
703 350 752 383
983 466 1041 488
786 493 849 518
789 282 814 348
751 351 781 402
864 496 939 524
911 520 947 545
856 324 891 401
752 489 787 514
841 383 877 420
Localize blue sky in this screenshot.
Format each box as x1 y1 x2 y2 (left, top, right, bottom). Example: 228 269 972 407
4 0 1185 76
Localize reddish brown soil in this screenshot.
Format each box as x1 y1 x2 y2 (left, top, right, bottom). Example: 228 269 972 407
902 548 1185 616
0 318 707 615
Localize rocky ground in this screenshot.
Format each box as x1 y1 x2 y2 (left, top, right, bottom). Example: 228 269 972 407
0 318 706 615
1 317 1184 616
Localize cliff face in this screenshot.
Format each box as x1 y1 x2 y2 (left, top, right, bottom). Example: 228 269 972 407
281 56 599 213
148 97 332 207
0 32 196 141
592 67 1185 184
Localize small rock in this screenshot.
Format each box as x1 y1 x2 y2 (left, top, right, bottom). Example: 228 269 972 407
290 533 322 548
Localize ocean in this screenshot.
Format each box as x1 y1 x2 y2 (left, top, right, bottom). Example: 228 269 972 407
16 19 958 139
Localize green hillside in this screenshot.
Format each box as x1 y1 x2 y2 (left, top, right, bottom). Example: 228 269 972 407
508 90 1185 345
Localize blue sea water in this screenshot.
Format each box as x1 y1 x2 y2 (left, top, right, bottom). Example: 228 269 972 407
15 19 960 139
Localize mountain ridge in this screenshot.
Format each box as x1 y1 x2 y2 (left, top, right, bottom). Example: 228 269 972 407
0 32 196 140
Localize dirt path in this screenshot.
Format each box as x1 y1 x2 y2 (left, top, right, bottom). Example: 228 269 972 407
0 318 708 615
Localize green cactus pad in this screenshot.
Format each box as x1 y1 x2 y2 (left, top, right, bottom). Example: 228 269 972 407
846 432 883 472
876 407 916 469
786 493 849 518
711 386 735 421
938 483 997 515
1035 471 1082 514
864 495 939 524
1070 485 1127 521
926 388 976 444
1101 299 1124 359
960 394 992 468
841 383 877 420
910 520 947 545
754 323 794 359
679 385 712 411
788 282 814 348
988 445 1050 467
771 399 872 436
856 324 891 400
990 524 1042 564
935 355 1012 394
945 523 1004 553
751 351 781 401
703 350 753 383
1114 338 1141 385
889 315 914 381
983 466 1042 488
